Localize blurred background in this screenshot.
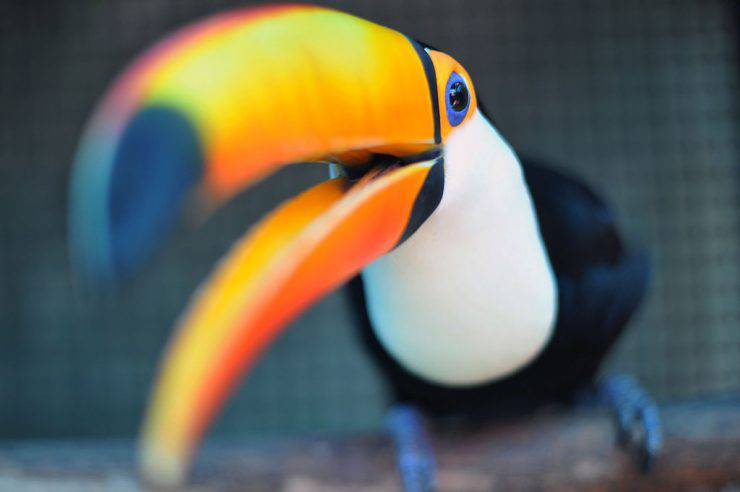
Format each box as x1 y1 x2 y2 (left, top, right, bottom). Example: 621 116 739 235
1 0 738 440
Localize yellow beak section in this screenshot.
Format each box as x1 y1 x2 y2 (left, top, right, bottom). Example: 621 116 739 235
70 4 437 281
140 160 437 485
149 6 435 197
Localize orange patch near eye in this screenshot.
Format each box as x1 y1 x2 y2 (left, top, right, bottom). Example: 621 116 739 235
427 50 478 139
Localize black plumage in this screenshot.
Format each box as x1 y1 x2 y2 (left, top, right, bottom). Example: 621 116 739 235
346 158 650 421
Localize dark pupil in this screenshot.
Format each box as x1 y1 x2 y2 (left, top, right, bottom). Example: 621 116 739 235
448 81 468 112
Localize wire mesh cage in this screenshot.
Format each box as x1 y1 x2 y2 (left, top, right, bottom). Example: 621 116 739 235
0 0 738 440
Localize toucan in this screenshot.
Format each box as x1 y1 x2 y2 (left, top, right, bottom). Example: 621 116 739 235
69 4 662 489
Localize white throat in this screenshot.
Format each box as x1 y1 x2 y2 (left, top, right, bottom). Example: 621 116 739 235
361 111 557 386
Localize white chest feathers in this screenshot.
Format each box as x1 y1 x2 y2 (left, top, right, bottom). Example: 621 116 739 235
361 112 558 387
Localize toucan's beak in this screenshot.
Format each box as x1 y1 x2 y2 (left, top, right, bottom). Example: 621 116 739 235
139 163 438 484
69 4 455 486
70 4 441 282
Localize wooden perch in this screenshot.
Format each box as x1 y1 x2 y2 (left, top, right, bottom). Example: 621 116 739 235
0 396 738 491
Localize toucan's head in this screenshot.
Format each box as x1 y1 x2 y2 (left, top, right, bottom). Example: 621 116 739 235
70 4 482 485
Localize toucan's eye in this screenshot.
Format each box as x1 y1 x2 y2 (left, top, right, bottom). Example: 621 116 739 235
445 72 470 126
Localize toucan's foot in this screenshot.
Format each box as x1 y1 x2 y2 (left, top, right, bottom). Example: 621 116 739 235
596 374 663 471
385 404 437 492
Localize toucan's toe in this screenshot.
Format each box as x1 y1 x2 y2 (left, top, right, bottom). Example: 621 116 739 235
597 374 663 472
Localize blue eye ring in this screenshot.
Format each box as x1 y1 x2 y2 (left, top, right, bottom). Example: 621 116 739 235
445 72 470 127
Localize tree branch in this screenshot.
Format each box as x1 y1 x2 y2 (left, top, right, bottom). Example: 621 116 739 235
0 396 738 491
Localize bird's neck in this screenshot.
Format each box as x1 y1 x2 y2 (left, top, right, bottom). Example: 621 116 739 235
362 111 558 387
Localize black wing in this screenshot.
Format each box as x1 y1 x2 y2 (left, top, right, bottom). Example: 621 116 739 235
346 158 650 419
517 158 650 398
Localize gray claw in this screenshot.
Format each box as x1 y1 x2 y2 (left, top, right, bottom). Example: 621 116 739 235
598 374 663 472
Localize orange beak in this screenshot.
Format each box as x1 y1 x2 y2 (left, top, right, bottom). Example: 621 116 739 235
68 4 474 486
